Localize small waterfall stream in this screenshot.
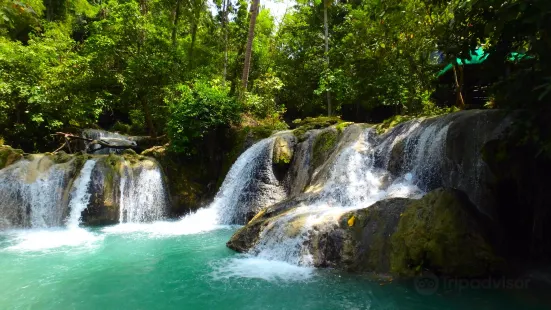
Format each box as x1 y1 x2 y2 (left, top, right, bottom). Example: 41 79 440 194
66 160 97 228
212 136 286 225
118 162 169 223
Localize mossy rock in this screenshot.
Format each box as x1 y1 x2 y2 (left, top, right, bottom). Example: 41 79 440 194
292 116 343 139
390 188 502 277
142 145 206 215
272 134 296 180
228 188 502 278
0 145 24 169
312 128 339 169
272 136 294 166
81 156 122 226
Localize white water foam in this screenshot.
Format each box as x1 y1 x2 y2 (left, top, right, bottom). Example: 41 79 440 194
103 206 233 237
3 228 103 252
211 255 315 282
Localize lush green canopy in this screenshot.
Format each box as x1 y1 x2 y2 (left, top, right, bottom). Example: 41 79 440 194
0 0 549 155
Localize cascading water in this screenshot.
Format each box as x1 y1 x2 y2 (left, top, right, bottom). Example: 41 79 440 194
66 160 97 228
249 127 424 265
401 118 451 190
212 136 286 225
1 159 101 251
125 135 291 236
0 156 74 229
118 161 169 223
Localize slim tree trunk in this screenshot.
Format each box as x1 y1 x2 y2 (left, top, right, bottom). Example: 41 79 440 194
142 98 157 138
172 0 182 47
323 1 331 116
241 0 260 93
188 0 201 69
222 0 229 85
453 65 465 108
189 24 198 68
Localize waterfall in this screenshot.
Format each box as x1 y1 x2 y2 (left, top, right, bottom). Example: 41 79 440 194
402 118 450 190
213 136 286 225
118 161 169 223
0 156 74 229
249 127 425 265
66 160 97 228
0 153 170 230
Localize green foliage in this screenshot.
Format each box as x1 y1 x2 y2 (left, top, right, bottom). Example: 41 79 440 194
434 0 551 156
244 71 286 126
376 101 458 134
166 80 241 154
0 0 548 155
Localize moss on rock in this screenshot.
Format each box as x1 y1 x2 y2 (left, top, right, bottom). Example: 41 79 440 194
0 145 24 169
312 128 339 169
390 188 502 277
292 116 342 139
227 188 502 278
272 136 293 166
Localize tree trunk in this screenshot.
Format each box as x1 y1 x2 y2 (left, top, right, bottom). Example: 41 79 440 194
189 23 198 69
453 65 465 109
222 0 229 85
324 1 331 116
142 98 157 138
172 0 182 47
188 0 201 69
241 0 260 93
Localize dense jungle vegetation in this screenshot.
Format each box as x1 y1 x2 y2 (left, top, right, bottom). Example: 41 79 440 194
0 0 550 156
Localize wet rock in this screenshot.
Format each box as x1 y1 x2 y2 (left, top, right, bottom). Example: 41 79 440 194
272 133 296 180
228 188 502 278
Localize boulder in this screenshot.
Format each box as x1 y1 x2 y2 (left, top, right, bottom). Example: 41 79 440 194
272 134 296 179
0 145 23 169
227 188 503 278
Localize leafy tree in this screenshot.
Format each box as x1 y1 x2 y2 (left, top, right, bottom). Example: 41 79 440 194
166 80 241 154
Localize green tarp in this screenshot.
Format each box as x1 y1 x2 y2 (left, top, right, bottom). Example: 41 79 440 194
437 48 532 77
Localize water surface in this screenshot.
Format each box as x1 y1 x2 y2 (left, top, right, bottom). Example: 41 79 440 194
0 223 549 310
